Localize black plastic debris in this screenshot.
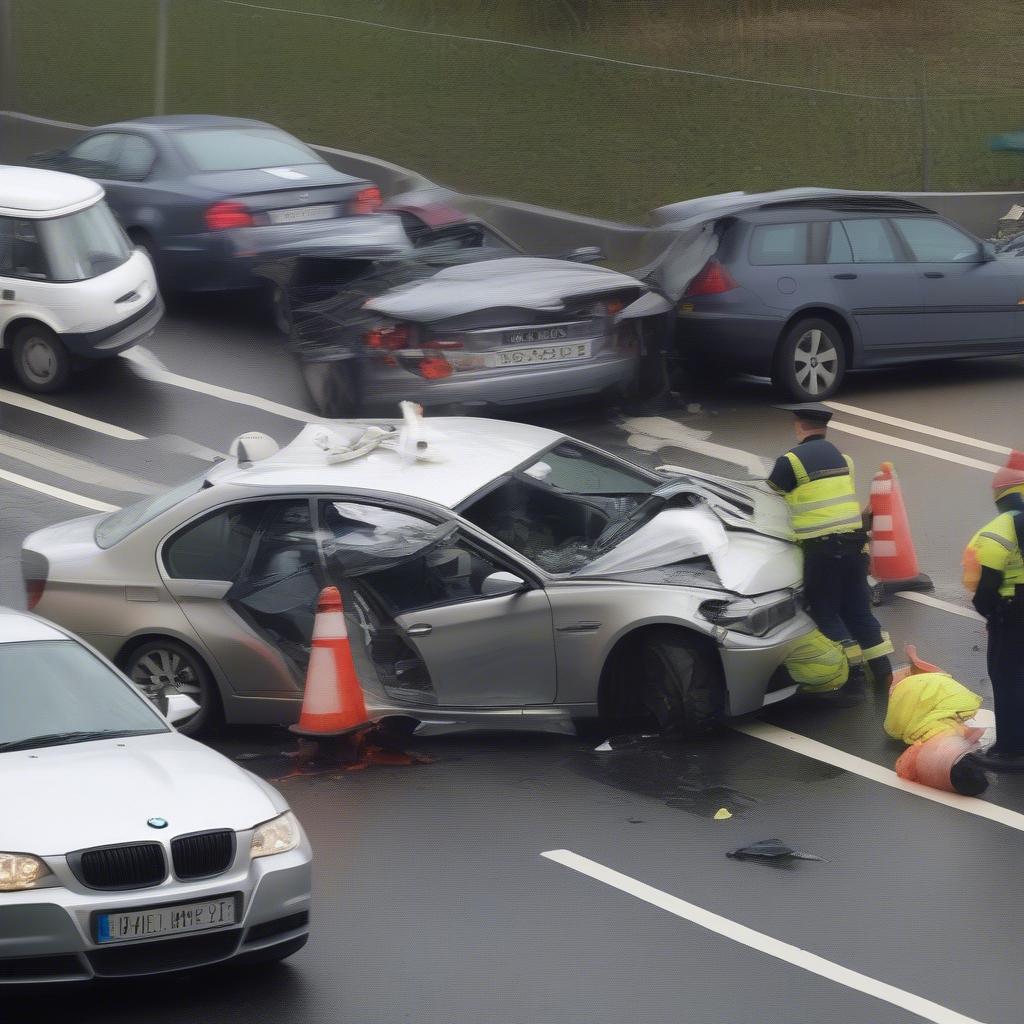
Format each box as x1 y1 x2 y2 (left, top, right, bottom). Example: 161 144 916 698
727 839 823 862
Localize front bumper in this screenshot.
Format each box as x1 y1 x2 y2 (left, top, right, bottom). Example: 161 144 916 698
718 608 816 716
61 295 165 360
0 833 311 982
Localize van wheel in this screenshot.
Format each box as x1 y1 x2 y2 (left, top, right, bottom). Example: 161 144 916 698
638 628 724 738
773 318 846 400
121 639 220 737
11 324 72 392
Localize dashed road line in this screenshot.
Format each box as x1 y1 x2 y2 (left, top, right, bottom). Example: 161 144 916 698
0 388 145 441
542 850 986 1024
734 721 1024 834
0 467 118 512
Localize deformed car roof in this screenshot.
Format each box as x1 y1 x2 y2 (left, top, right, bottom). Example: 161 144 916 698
209 417 565 509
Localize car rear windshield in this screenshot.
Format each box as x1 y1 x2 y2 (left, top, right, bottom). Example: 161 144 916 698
95 472 209 549
172 127 321 172
0 640 166 750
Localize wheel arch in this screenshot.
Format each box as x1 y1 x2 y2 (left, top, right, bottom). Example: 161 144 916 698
597 621 723 719
1 315 62 349
115 631 225 707
781 305 860 368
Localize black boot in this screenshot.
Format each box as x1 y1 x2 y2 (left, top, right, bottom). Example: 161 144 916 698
971 745 1024 772
867 655 893 689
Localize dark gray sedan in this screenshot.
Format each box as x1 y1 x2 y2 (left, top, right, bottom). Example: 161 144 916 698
30 114 389 302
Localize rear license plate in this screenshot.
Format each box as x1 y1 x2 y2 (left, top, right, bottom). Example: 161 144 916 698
488 341 591 368
268 204 339 225
502 326 571 346
96 895 237 944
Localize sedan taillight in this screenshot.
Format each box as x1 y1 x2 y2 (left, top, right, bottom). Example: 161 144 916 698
205 201 254 230
350 186 382 215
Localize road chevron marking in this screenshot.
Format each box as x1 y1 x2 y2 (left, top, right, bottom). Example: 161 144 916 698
734 721 1024 834
542 850 987 1024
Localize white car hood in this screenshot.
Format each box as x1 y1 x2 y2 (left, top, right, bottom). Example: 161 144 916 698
0 732 284 855
580 505 801 594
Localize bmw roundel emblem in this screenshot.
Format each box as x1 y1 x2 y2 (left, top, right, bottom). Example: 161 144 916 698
147 817 168 830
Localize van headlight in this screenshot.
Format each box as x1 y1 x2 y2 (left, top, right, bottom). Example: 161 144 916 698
0 852 51 891
699 594 797 637
250 811 301 859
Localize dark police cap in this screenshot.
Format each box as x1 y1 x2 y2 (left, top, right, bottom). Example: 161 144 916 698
775 402 833 425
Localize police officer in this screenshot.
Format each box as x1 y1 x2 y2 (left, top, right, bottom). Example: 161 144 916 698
768 404 894 702
963 450 1024 771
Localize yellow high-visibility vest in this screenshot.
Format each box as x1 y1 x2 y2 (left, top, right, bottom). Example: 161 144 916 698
963 511 1024 597
783 450 862 541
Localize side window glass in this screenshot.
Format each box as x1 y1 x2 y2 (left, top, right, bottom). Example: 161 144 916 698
0 216 50 280
114 136 157 181
320 500 504 614
748 223 809 266
164 502 267 580
67 133 122 176
841 218 899 263
892 218 978 263
826 222 854 263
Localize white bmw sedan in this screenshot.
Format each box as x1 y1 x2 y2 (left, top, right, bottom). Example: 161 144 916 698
0 608 311 983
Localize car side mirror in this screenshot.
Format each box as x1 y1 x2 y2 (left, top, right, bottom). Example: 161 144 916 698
481 571 527 597
560 246 605 264
979 241 997 262
164 693 201 726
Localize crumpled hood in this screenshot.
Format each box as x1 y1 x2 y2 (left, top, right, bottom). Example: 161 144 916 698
0 732 285 855
364 257 646 323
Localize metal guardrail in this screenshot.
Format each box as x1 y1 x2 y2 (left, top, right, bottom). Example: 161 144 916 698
1 111 1022 265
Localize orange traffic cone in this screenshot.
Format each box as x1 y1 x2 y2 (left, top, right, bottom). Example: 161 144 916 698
869 461 933 594
290 586 372 738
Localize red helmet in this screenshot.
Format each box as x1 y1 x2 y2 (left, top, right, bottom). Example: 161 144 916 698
993 450 1024 498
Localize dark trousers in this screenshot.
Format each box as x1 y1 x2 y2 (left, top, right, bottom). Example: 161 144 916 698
987 597 1024 755
803 539 886 660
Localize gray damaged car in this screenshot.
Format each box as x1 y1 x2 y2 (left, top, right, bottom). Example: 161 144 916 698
23 415 813 737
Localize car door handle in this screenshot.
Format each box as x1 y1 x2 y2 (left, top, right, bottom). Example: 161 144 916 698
832 273 857 280
923 272 945 279
405 623 433 637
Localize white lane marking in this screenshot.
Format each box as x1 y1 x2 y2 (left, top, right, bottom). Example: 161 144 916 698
0 388 145 441
122 349 324 425
542 850 987 1024
734 721 1024 834
0 468 117 512
896 591 984 621
0 433 160 494
621 415 771 476
828 420 1001 473
826 400 1012 455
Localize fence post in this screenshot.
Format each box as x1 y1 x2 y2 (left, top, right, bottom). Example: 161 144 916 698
154 0 170 115
918 54 931 191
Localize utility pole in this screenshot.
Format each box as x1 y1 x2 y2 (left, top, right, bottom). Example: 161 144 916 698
0 0 15 161
918 53 931 192
154 0 170 115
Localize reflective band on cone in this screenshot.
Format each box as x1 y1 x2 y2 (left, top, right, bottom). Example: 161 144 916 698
868 461 933 594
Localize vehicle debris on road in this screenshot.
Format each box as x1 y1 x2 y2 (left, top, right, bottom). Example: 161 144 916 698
726 839 823 862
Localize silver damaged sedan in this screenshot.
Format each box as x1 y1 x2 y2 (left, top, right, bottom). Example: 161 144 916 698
24 416 815 737
0 608 311 982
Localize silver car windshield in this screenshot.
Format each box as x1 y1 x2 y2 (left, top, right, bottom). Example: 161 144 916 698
95 472 209 549
35 201 133 282
0 641 167 751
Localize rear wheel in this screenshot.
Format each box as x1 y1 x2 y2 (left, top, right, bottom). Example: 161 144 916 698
773 318 846 400
121 639 220 737
11 323 72 392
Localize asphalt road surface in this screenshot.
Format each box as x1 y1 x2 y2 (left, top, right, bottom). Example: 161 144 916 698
1 284 1022 1024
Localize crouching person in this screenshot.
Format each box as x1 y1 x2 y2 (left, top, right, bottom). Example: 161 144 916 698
884 646 988 796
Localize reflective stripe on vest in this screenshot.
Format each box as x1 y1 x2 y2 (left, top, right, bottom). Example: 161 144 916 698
964 511 1024 598
783 450 862 540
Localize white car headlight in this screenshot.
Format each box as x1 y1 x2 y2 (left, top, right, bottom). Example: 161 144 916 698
0 852 51 891
250 811 301 860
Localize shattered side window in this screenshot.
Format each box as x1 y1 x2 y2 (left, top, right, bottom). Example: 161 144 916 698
524 443 656 497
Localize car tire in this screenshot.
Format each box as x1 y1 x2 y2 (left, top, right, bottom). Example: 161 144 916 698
11 323 72 393
121 639 221 737
772 318 846 400
268 283 292 336
638 628 724 738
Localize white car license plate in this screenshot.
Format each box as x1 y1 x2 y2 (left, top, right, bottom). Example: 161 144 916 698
96 895 236 944
488 341 591 368
268 204 338 225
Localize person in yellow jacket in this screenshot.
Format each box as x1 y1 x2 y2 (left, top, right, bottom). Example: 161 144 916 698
963 449 1024 771
769 404 893 705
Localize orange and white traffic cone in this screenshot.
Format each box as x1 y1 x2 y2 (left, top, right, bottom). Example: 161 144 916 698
869 461 933 594
290 586 371 741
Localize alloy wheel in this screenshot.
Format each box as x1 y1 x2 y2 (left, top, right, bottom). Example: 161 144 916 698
792 328 839 397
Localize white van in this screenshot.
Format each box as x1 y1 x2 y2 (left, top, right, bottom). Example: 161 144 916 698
0 165 163 391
